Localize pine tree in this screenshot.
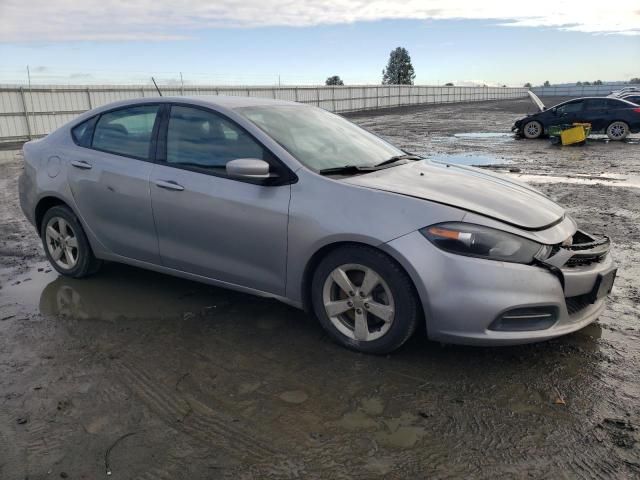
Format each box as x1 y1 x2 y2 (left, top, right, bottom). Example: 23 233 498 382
325 75 344 86
382 47 416 85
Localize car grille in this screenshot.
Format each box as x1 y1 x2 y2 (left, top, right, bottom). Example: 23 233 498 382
565 294 593 316
549 230 610 267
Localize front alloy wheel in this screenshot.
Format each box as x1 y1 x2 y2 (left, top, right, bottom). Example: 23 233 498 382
311 246 420 354
322 263 395 342
522 120 543 139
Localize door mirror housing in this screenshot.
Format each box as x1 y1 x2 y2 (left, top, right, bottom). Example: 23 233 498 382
226 158 270 179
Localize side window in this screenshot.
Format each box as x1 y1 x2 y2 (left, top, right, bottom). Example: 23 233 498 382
556 101 583 114
166 106 267 171
71 116 97 147
92 105 160 160
585 99 606 110
606 99 627 109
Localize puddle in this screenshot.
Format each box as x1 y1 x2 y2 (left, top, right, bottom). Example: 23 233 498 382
509 172 640 189
428 153 511 166
453 132 513 139
0 262 250 321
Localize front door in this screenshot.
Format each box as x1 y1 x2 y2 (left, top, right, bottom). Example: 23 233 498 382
550 99 584 127
150 105 290 295
66 104 161 263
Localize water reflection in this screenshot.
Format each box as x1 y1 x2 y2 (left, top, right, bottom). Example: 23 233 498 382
36 263 254 321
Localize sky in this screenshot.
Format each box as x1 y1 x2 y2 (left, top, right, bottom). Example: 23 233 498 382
0 0 638 86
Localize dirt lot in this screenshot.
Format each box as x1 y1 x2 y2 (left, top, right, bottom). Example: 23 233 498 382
1 97 639 479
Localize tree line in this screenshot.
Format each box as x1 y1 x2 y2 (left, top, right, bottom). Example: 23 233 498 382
326 47 415 86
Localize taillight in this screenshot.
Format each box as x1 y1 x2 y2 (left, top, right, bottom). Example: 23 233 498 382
634 108 640 113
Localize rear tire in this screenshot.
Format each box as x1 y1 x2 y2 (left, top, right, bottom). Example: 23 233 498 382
606 121 629 141
41 205 102 278
522 120 543 139
310 245 421 354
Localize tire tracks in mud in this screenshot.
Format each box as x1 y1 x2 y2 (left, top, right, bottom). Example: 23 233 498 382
112 359 276 463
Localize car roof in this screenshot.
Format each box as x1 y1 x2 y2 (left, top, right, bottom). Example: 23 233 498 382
179 95 300 108
80 95 304 120
554 96 635 106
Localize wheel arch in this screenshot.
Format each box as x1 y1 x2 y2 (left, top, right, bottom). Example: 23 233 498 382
300 240 424 323
34 195 72 235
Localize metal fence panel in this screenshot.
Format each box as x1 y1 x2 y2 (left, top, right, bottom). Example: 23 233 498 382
0 84 528 144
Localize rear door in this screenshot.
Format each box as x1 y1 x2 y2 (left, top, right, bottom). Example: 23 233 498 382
149 104 291 295
66 104 161 263
580 99 609 130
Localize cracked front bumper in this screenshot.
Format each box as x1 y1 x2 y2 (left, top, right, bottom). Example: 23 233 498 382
382 230 615 346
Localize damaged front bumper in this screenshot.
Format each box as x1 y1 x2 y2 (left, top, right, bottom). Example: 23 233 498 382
382 228 616 346
511 119 524 134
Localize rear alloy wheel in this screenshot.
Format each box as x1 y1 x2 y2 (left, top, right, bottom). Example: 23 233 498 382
311 246 420 354
41 205 102 278
606 121 629 141
522 120 543 139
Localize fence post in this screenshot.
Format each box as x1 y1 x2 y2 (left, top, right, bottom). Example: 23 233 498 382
331 87 336 112
294 87 299 102
316 87 320 107
19 86 33 140
86 87 92 109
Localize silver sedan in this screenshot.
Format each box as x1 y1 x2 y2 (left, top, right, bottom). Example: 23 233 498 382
19 96 617 353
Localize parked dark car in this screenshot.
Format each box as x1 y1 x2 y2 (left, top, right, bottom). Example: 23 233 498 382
618 94 640 105
513 95 640 140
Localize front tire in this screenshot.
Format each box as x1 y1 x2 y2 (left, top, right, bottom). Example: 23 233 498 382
522 120 543 139
606 121 629 141
310 246 421 354
41 205 102 278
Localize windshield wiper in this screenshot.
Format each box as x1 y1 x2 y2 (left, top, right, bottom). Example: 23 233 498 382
373 154 423 168
319 154 422 176
319 165 375 175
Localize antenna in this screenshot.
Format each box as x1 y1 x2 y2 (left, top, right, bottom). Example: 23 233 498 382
151 77 163 96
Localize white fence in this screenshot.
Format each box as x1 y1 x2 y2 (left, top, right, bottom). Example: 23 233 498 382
530 83 631 97
0 84 527 144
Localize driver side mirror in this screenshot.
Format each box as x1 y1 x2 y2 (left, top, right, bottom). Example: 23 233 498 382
551 107 557 114
226 158 271 179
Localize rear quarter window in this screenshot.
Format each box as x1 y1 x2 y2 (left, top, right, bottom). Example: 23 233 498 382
71 116 98 147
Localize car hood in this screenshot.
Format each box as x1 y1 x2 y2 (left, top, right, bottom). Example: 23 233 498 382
528 91 545 112
343 160 565 230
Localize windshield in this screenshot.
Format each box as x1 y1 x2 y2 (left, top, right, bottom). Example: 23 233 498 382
236 105 405 171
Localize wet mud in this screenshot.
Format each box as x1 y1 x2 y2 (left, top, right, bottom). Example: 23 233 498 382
1 97 639 478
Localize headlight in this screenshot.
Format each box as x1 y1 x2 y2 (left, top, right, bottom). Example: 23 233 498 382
420 222 550 264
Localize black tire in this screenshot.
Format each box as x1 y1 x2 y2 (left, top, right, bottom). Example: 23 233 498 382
522 120 543 139
606 121 629 141
40 205 102 278
310 245 421 354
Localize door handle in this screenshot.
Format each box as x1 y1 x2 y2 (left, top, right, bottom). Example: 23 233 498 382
155 180 184 191
70 160 92 170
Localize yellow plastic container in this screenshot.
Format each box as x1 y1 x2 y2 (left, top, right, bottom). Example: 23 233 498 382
560 125 587 145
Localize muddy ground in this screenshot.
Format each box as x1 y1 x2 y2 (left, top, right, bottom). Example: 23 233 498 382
1 97 639 479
